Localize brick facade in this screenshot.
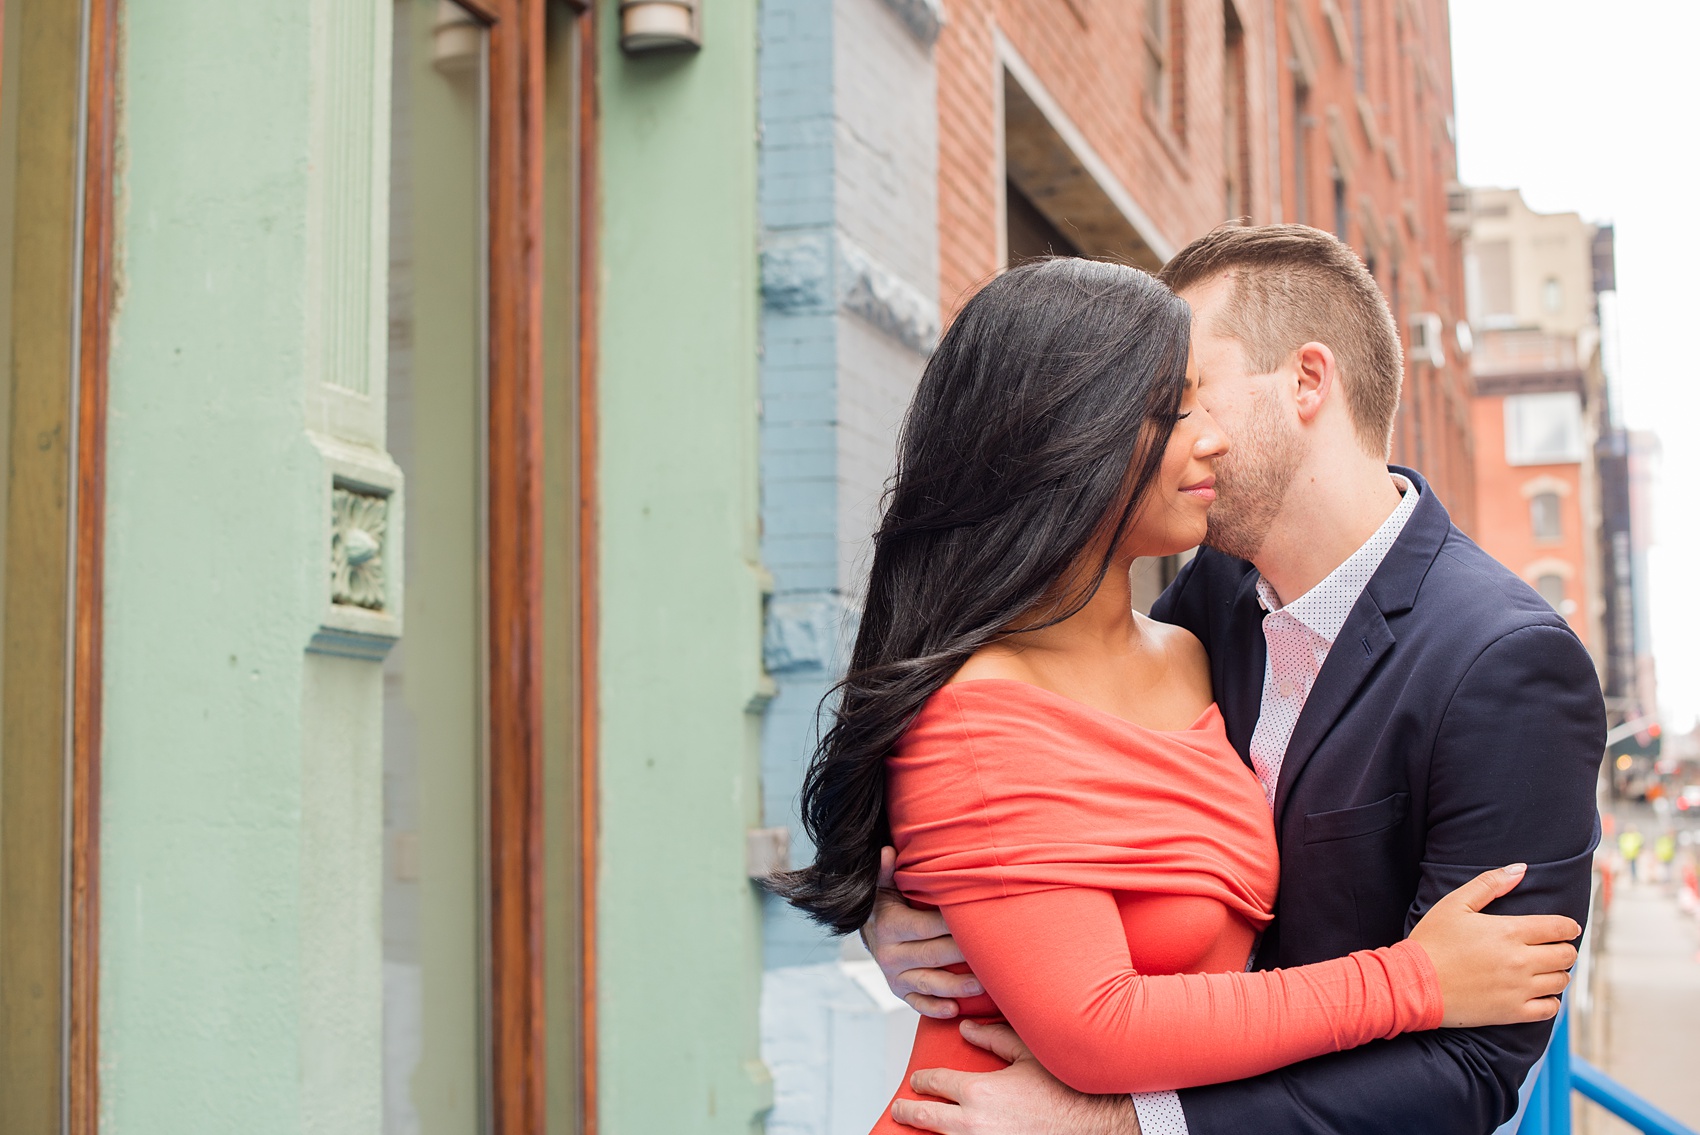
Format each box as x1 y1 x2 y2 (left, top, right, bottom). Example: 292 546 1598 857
935 0 1477 527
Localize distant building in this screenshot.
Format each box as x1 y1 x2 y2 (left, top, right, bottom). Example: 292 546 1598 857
1626 429 1660 716
934 0 1477 533
1463 189 1654 725
1464 187 1606 658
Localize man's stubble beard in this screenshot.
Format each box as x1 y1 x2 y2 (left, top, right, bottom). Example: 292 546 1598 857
1204 392 1303 563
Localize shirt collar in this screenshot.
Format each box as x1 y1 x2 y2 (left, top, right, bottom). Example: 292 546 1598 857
1255 475 1420 645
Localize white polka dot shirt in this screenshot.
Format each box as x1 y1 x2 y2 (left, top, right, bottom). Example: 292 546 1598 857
1131 476 1419 1135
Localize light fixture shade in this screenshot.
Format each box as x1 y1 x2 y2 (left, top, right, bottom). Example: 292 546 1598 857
432 0 482 72
620 0 702 54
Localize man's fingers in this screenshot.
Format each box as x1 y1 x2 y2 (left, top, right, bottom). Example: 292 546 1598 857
877 845 897 891
958 1019 1029 1063
911 1066 975 1103
889 1098 965 1135
903 992 962 1019
883 932 967 972
871 906 955 957
901 967 983 1000
1450 864 1528 913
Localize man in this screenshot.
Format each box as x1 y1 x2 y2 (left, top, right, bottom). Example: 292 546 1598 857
863 225 1603 1135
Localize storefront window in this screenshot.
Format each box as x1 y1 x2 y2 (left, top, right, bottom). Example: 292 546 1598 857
384 3 490 1130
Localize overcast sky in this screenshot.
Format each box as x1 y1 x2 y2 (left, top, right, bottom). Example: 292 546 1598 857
1448 1 1700 729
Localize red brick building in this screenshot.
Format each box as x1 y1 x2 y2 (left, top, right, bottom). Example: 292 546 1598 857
933 0 1477 530
1463 188 1615 665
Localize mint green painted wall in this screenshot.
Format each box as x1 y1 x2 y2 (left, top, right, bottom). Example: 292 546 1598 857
101 2 383 1131
597 1 769 1130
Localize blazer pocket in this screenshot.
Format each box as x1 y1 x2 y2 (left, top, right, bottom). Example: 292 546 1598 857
1303 792 1410 844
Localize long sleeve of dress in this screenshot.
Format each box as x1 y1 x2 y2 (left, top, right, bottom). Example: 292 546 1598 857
941 887 1442 1095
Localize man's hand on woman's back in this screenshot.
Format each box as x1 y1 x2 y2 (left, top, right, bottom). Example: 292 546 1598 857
866 846 982 1017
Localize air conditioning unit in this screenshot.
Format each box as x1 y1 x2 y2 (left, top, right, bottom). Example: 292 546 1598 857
1409 312 1445 367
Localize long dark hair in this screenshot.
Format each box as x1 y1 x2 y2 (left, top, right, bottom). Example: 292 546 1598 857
774 258 1193 933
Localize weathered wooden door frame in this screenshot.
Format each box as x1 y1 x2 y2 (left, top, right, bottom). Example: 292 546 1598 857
71 0 117 1131
65 0 600 1131
465 0 597 1131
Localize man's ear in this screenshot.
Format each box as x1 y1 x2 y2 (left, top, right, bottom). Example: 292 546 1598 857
1291 341 1337 425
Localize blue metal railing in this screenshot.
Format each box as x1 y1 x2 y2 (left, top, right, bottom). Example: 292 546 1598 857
1516 1006 1697 1135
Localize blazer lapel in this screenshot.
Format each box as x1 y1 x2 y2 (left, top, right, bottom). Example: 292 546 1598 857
1270 601 1394 824
1269 465 1451 824
1217 567 1267 768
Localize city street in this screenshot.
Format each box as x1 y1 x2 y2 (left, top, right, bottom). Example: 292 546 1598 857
1584 804 1700 1134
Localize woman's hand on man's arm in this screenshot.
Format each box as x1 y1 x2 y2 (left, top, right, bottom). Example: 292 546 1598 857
864 846 982 1017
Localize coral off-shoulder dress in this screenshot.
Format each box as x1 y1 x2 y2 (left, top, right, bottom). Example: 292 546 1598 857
870 679 1442 1133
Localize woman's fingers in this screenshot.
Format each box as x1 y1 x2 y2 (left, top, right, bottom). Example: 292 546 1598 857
1524 941 1579 974
1521 996 1563 1023
1444 864 1529 914
1529 969 1571 998
1509 913 1582 944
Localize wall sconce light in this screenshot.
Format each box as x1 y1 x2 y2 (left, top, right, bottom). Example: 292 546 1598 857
620 0 702 54
432 0 482 72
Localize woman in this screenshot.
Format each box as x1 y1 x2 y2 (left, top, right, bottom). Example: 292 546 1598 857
774 259 1579 1130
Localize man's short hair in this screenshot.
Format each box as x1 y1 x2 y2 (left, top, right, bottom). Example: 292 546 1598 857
1159 224 1403 457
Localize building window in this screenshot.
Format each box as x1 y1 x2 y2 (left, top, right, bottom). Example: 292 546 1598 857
1504 391 1585 465
1143 0 1168 122
1530 491 1563 542
1143 0 1185 138
1535 573 1568 614
1543 276 1563 313
1352 0 1367 92
1224 7 1249 219
386 4 495 1127
1473 239 1514 326
1333 170 1349 242
1292 82 1311 226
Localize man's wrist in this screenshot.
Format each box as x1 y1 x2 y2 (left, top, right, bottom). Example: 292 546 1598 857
1067 1091 1140 1135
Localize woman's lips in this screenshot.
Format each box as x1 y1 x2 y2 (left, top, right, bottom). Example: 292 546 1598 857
1180 479 1216 502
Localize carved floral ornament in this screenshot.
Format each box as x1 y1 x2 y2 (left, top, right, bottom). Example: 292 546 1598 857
332 487 388 610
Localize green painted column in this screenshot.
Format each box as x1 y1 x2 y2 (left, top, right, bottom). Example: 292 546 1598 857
596 1 770 1130
100 1 390 1131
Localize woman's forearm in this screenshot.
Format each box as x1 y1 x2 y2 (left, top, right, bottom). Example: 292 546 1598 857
943 888 1441 1094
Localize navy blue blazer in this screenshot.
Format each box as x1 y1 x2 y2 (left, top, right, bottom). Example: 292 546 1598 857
1150 467 1604 1135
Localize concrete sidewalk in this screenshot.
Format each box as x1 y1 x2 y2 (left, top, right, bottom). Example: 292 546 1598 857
1587 879 1700 1134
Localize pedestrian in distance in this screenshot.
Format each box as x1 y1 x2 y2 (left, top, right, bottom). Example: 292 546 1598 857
1621 828 1645 884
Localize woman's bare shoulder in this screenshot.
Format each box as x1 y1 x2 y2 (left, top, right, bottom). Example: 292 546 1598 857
1135 611 1212 698
947 642 1042 686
